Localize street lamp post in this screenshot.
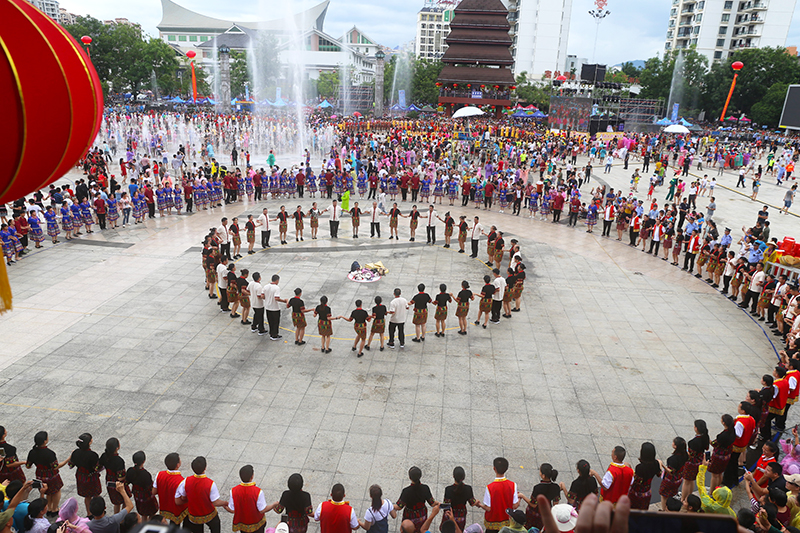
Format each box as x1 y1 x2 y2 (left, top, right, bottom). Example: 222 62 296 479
719 60 744 122
588 0 610 64
374 49 385 116
186 50 198 103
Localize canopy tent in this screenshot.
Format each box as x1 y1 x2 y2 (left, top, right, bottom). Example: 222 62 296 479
407 104 421 112
452 106 485 118
664 124 690 134
317 100 333 108
655 117 672 126
171 96 185 103
420 105 436 112
390 103 408 111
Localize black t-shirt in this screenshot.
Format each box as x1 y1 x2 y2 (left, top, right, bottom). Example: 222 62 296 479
495 237 505 250
279 490 312 515
350 208 361 218
69 448 99 470
411 293 431 309
506 274 517 288
293 211 304 221
435 293 451 307
531 482 560 505
481 284 495 299
459 221 468 232
350 308 369 323
443 483 474 507
444 216 454 228
410 210 420 221
457 289 473 302
278 212 288 222
372 304 387 320
568 477 598 504
288 297 305 313
236 277 249 292
315 304 331 321
398 483 433 508
27 447 58 468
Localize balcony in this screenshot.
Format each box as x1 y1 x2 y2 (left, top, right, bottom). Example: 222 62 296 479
752 0 768 9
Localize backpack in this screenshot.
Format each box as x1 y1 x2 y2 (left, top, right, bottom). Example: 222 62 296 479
350 261 360 272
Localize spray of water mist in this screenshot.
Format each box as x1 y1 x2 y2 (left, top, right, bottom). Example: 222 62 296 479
667 50 685 120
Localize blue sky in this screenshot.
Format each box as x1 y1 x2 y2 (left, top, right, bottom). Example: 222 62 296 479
60 0 800 66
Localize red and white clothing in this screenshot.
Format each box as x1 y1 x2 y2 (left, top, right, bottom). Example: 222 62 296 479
176 474 220 524
600 463 634 504
229 482 267 532
426 209 437 227
770 377 790 415
482 477 518 530
687 235 700 254
155 470 188 525
732 415 755 453
603 205 615 221
314 500 358 533
787 369 800 405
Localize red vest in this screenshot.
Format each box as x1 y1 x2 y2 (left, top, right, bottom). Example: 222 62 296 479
733 415 755 449
186 475 217 523
770 378 790 412
232 483 266 532
788 370 800 401
601 463 633 504
689 236 700 253
157 470 188 524
319 500 353 533
484 478 515 525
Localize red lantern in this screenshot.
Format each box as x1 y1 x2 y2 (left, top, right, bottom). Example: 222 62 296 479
467 84 471 88
0 0 103 311
731 61 743 71
510 85 516 90
186 50 196 59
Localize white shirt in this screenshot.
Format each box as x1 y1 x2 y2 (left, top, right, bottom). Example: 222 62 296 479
216 263 228 288
364 499 393 524
248 281 265 309
228 485 267 512
492 276 506 301
426 210 437 227
471 223 483 240
217 226 229 244
748 271 765 292
482 479 519 507
175 477 220 502
368 207 381 223
314 502 358 528
325 205 343 221
263 283 282 311
153 470 181 488
257 213 269 231
772 282 788 306
388 297 408 323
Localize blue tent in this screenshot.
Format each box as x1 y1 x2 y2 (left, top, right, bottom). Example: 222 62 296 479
317 100 333 108
511 110 529 118
171 96 185 103
390 103 407 111
679 118 693 127
531 110 547 119
271 98 287 107
655 117 672 126
408 104 421 111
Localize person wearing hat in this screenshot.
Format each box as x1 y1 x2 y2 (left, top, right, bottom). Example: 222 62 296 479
496 509 526 533
0 480 35 533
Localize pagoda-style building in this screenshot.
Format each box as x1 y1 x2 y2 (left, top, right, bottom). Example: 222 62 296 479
436 0 515 118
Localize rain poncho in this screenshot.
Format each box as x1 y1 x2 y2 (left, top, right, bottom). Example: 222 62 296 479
696 465 735 518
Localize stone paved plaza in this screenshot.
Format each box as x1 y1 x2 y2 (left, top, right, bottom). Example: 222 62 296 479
0 155 792 525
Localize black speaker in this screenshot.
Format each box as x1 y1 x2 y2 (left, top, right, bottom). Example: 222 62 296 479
580 64 607 83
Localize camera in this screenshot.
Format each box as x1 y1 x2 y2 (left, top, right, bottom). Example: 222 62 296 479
32 479 42 489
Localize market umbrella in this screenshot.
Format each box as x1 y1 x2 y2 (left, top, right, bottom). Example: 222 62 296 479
452 106 485 119
353 111 362 117
664 124 690 134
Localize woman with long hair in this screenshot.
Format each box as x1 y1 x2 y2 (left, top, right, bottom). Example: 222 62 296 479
519 463 559 530
0 426 26 483
99 438 129 514
659 437 688 511
67 433 101 515
440 467 475 532
272 473 313 533
681 420 709 503
395 467 436 533
126 451 158 521
558 460 597 511
359 484 396 533
708 414 736 490
628 442 661 510
25 431 67 517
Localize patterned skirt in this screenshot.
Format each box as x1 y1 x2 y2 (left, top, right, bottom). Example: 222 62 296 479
697 254 708 267
479 297 492 313
36 466 63 495
412 308 428 325
455 301 469 317
318 319 332 336
247 229 255 243
402 504 428 533
487 243 495 257
371 318 385 334
444 226 453 237
458 230 467 241
232 235 241 246
758 294 770 308
82 212 93 225
279 221 288 233
524 504 544 530
295 220 304 230
206 267 216 284
683 450 702 481
708 445 732 474
390 217 398 229
410 220 418 230
441 505 466 532
494 250 504 264
227 286 239 304
627 475 653 510
434 306 447 321
0 464 25 484
240 296 250 308
47 221 61 237
61 217 73 231
354 322 367 337
76 466 101 498
30 227 44 243
108 208 119 221
292 311 307 328
659 468 683 498
502 288 513 303
133 483 159 516
512 283 523 299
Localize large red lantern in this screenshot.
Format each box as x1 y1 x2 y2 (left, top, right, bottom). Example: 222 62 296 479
80 35 92 45
0 0 103 312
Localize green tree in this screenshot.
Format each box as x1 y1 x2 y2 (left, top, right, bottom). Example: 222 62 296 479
514 71 551 111
620 61 642 79
605 70 631 83
411 58 443 105
230 50 249 99
702 47 800 120
750 82 790 126
638 48 707 116
314 70 340 99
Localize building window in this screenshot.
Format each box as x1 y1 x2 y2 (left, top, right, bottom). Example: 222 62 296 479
178 35 187 41
714 51 722 58
698 1 705 9
667 30 674 38
318 37 341 52
693 26 700 34
721 13 730 21
695 13 702 21
716 38 725 46
168 35 176 41
200 36 208 42
665 42 672 49
691 38 698 44
724 0 732 8
669 19 675 27
671 8 677 16
189 35 198 42
719 26 727 34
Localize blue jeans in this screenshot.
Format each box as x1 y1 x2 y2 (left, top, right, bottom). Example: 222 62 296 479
122 208 131 225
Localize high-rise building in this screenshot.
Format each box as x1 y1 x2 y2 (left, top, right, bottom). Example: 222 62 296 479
664 0 798 63
414 3 454 60
28 0 59 20
505 0 573 78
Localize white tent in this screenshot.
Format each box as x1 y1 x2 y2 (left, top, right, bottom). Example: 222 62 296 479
452 106 485 119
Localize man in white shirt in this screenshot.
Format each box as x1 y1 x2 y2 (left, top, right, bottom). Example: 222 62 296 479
368 201 382 238
217 218 231 260
263 274 286 340
387 288 408 349
769 274 789 328
175 457 227 533
248 272 266 335
490 268 506 324
323 200 342 238
425 205 438 245
216 257 230 313
257 208 270 248
470 216 483 258
740 262 765 314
